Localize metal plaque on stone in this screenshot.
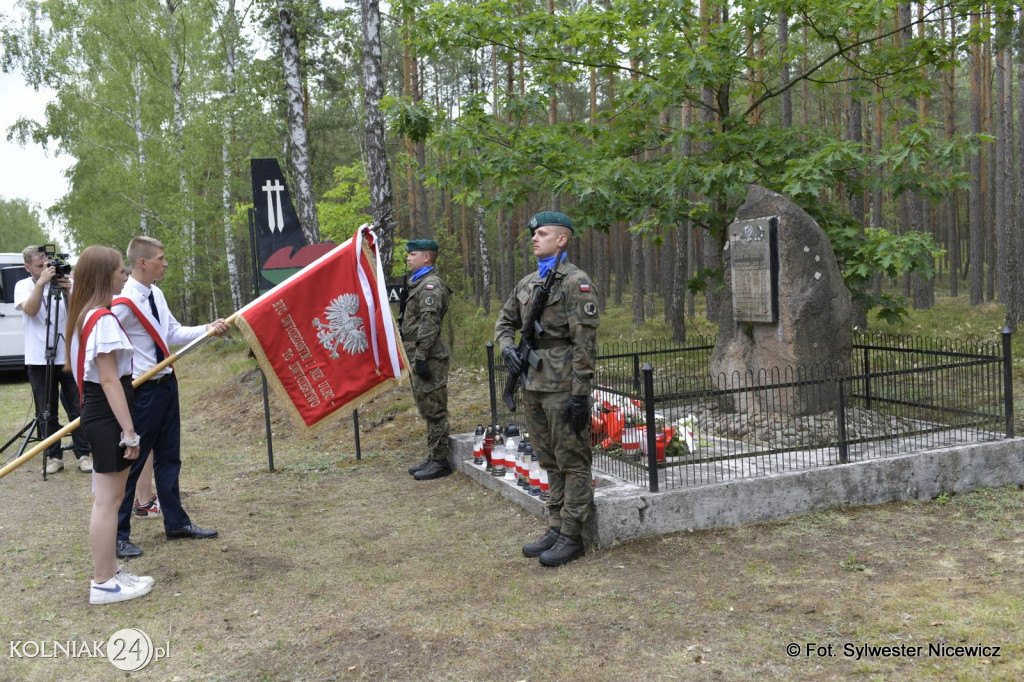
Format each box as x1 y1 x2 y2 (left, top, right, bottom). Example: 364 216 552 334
728 216 779 323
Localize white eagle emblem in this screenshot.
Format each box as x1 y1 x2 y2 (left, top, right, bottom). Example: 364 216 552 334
313 294 368 358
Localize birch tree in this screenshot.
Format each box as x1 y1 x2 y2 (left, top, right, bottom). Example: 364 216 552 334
220 0 243 310
164 0 196 314
360 0 395 276
277 1 319 244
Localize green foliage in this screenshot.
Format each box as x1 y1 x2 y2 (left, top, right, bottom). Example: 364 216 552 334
431 227 467 295
0 198 53 251
794 196 945 325
318 163 372 244
384 96 435 144
443 295 497 367
415 0 980 322
1 0 1000 330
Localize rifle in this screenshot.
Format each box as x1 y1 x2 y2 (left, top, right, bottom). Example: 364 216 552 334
502 244 566 411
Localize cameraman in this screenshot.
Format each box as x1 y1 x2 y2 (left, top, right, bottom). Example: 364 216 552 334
14 245 93 474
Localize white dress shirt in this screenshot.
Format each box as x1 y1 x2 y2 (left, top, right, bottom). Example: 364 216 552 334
112 276 207 380
14 277 67 365
70 309 134 384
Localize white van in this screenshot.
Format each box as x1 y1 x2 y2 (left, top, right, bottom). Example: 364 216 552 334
0 252 29 370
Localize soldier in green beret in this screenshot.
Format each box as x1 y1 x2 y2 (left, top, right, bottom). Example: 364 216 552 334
401 239 453 481
495 211 601 566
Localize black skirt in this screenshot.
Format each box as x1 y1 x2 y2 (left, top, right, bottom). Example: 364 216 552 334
80 376 135 474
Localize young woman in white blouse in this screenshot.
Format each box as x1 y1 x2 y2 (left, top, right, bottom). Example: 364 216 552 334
66 246 154 604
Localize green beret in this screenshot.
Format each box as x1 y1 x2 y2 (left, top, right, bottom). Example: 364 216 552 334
528 211 574 234
405 239 439 252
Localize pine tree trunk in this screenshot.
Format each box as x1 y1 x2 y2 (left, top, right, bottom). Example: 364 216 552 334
969 12 985 305
670 101 692 343
644 227 655 319
505 58 516 295
845 25 866 325
587 9 607 311
700 0 724 324
608 67 624 306
984 21 996 302
996 34 1008 306
911 3 932 309
1013 55 1024 328
631 228 645 325
411 37 429 237
779 11 791 128
944 8 959 298
628 55 645 325
402 19 417 238
547 0 559 212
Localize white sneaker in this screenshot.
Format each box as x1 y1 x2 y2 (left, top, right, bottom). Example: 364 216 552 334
116 566 155 588
89 572 153 604
77 455 93 473
45 458 64 474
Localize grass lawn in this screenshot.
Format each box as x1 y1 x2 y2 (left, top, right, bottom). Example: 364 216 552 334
1 291 1022 680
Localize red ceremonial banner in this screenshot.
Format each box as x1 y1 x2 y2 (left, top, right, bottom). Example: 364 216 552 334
236 226 408 429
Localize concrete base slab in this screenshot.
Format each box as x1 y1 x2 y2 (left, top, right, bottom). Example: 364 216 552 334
448 434 1024 549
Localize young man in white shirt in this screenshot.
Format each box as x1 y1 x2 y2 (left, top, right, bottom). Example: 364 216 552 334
112 236 231 559
14 245 93 473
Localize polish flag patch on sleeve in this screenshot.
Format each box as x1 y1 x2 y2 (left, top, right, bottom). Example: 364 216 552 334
426 284 435 290
580 282 591 292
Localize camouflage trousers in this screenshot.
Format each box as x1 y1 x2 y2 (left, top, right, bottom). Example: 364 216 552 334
522 389 593 536
411 381 450 462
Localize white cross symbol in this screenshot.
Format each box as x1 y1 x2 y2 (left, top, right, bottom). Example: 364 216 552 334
262 179 286 233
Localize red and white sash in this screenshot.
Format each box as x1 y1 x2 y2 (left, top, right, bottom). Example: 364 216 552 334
75 308 132 405
111 295 173 369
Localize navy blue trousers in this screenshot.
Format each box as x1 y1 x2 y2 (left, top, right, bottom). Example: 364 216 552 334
117 379 191 539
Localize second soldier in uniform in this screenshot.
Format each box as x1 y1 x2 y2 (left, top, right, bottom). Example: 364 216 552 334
401 239 453 481
495 211 600 566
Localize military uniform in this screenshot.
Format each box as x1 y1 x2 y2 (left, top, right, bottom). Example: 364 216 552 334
401 261 451 467
495 255 601 540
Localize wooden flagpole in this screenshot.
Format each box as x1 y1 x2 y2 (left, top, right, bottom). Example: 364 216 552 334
0 313 238 479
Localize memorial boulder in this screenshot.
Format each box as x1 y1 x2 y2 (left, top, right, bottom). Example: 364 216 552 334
710 185 854 416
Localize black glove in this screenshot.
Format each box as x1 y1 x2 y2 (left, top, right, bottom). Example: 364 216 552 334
561 395 590 435
414 359 433 381
502 346 522 374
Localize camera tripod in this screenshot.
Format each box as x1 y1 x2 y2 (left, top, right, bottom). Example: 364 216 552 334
0 281 76 478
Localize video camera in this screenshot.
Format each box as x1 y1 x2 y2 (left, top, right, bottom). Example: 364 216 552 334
41 245 72 277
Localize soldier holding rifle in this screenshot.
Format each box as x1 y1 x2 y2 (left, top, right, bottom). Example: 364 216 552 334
494 211 600 567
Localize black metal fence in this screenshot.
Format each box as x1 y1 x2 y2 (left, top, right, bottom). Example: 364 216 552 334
485 330 1014 492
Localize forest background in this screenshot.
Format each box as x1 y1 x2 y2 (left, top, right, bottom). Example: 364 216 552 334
2 0 1023 352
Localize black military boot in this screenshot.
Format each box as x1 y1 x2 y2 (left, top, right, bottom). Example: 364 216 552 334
538 534 585 566
522 527 561 558
413 459 452 481
407 457 432 475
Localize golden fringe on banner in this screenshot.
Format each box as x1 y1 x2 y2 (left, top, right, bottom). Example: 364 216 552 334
235 317 409 434
234 236 409 434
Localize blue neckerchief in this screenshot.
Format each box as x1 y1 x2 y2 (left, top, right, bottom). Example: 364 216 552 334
537 252 567 279
410 266 434 283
